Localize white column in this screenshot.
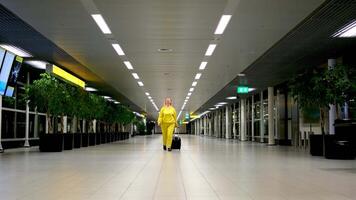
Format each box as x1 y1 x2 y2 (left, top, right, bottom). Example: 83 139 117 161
130 123 133 137
344 102 349 119
34 107 38 138
63 116 68 133
93 119 97 133
275 90 280 140
268 87 275 145
0 96 3 153
241 98 247 141
260 91 264 143
251 95 255 141
204 116 208 136
232 103 236 139
83 120 86 133
45 114 49 134
225 106 231 139
209 115 212 136
328 59 336 134
24 101 30 147
219 109 222 138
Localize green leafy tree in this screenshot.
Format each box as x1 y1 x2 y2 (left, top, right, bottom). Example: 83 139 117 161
25 73 69 133
290 65 355 135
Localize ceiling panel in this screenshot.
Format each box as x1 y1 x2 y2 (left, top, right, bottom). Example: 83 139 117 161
0 0 326 119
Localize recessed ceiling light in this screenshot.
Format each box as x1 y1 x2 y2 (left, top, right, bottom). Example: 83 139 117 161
199 61 208 70
205 44 216 56
209 107 217 110
91 14 112 34
184 99 188 102
218 102 228 105
192 81 197 87
195 73 202 80
215 104 222 107
237 73 246 77
112 43 125 56
114 101 120 104
187 92 192 96
189 88 194 92
145 92 150 96
138 81 144 86
124 61 133 70
214 15 232 35
148 96 152 99
102 96 111 99
0 45 33 57
24 60 48 69
132 73 139 79
333 20 356 38
226 96 237 100
186 96 190 99
85 87 98 92
248 88 256 92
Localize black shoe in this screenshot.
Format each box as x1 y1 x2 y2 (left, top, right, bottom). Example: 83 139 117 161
163 146 166 150
168 148 172 151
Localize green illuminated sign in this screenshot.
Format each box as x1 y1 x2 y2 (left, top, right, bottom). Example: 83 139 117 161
185 113 190 120
237 86 249 94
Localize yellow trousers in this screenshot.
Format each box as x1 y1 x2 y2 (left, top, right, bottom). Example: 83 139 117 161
161 123 175 148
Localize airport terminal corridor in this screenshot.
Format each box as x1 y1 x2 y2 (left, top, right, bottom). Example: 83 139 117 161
1 135 356 200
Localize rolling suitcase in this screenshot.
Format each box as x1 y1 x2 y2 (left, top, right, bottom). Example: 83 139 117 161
171 134 181 150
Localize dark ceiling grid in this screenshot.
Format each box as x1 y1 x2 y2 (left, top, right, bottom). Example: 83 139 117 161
195 0 356 114
0 4 143 112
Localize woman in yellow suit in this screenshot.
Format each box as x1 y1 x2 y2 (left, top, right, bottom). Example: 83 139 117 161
158 97 178 151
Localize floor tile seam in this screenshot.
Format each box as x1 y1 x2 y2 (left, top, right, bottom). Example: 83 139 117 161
118 150 159 200
186 153 221 200
152 152 170 199
188 140 256 200
89 161 137 196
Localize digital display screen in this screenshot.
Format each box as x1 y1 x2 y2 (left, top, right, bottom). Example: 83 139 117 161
0 48 5 71
5 86 14 97
7 56 23 87
0 51 15 95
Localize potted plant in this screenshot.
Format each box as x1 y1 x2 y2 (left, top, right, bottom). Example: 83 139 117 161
290 65 354 156
26 73 68 152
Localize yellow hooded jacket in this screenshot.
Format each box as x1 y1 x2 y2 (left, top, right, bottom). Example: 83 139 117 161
158 106 177 126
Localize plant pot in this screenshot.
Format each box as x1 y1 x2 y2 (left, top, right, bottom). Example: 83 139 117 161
63 133 74 150
309 134 324 156
89 134 96 146
39 134 63 152
74 133 82 148
111 132 115 142
324 135 355 160
101 133 107 144
96 133 101 145
82 133 89 147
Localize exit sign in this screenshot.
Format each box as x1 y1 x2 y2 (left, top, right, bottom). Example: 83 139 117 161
185 113 190 120
237 86 249 94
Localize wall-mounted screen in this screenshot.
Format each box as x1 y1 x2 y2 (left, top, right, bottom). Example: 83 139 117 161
5 86 14 97
0 51 15 95
7 56 23 87
0 48 5 71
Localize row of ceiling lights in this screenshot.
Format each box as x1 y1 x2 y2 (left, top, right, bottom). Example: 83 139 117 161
91 13 158 112
177 14 232 119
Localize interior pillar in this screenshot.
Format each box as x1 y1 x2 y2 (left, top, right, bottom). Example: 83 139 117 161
268 87 275 145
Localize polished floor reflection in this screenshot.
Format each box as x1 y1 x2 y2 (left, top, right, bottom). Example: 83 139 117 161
1 135 356 200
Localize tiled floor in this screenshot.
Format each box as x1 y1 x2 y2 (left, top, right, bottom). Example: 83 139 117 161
1 135 356 200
